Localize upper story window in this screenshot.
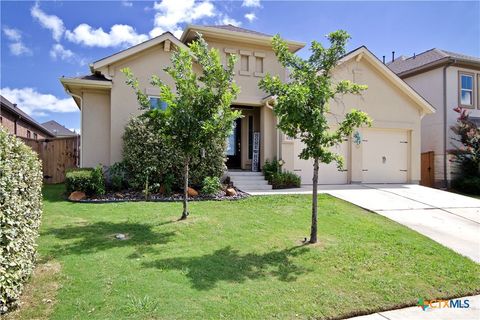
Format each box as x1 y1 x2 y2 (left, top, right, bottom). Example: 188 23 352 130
149 96 167 110
459 72 474 107
254 52 265 77
240 55 249 72
34 133 38 140
27 130 31 138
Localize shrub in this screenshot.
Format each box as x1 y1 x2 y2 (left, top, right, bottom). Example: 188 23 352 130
263 158 281 181
122 116 226 191
0 128 43 313
270 171 301 189
451 176 480 195
107 162 128 191
65 166 105 196
201 176 222 195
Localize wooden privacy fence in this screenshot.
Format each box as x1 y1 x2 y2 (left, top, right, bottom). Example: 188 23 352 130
20 136 80 184
420 151 435 187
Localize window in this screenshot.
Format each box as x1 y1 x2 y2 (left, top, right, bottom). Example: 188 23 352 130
34 133 38 140
459 73 474 107
27 130 31 138
149 96 167 110
255 57 263 74
240 55 249 72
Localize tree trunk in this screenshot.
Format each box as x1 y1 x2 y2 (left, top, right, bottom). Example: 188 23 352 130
309 157 319 243
180 159 189 220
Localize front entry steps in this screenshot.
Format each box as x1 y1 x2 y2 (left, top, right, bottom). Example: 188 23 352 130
228 171 272 191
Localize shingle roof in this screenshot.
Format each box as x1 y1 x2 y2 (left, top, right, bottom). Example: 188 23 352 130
74 74 111 81
388 48 480 75
0 95 55 137
205 24 272 37
42 120 79 137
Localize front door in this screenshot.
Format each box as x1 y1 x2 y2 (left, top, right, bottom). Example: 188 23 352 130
226 118 241 168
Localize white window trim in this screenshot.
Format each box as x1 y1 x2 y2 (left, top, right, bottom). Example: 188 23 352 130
459 71 475 108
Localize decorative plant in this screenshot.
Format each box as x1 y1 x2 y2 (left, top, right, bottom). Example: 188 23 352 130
449 107 480 194
260 31 371 243
123 34 240 219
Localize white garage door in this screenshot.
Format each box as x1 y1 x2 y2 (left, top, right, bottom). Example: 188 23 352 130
294 139 349 185
362 129 408 183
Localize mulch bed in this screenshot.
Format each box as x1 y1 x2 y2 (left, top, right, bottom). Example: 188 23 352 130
69 188 249 203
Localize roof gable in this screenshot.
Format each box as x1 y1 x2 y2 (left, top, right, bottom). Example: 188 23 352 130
91 32 187 72
339 47 435 114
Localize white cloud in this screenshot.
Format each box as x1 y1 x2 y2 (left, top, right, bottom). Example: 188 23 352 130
50 43 74 60
217 14 242 26
0 88 78 116
3 27 21 41
49 44 88 65
151 0 215 37
242 0 261 8
9 42 32 56
244 12 256 22
65 24 148 48
121 0 133 7
2 27 32 56
31 3 65 41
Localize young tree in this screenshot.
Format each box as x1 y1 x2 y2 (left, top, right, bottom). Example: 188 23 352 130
259 31 371 243
123 35 241 220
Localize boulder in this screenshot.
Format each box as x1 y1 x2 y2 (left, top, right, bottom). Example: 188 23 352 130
68 191 86 201
114 192 124 199
187 187 198 197
226 188 237 197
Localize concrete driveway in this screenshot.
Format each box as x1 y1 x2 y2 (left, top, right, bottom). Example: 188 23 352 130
326 184 480 263
249 184 480 263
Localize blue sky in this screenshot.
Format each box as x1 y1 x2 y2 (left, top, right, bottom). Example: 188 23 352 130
1 0 479 132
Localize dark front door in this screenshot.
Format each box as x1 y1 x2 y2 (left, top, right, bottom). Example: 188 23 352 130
226 118 241 168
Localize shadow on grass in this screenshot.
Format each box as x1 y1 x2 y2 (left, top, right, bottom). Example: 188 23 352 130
43 221 175 257
142 245 310 290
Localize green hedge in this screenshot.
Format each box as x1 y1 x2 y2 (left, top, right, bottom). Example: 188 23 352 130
451 176 480 195
270 171 301 189
65 166 105 196
122 116 226 191
0 128 43 313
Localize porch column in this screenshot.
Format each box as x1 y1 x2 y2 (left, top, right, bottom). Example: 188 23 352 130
260 104 276 168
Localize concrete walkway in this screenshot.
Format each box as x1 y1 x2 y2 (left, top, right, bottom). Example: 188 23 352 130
346 294 479 320
247 184 480 263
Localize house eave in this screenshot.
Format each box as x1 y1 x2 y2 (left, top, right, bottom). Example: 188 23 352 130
181 24 306 53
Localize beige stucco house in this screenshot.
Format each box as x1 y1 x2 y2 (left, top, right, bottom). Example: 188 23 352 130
60 24 434 186
389 49 480 187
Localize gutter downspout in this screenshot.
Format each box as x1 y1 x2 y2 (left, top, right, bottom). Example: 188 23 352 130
442 60 455 189
65 88 83 168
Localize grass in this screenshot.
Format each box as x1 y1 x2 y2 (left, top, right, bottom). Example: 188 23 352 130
13 184 480 319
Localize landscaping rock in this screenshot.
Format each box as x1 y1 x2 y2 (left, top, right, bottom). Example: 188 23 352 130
68 191 86 201
226 188 237 196
115 233 127 240
114 192 124 199
188 187 198 197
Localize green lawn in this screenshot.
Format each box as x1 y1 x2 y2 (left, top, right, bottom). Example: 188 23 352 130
10 184 480 319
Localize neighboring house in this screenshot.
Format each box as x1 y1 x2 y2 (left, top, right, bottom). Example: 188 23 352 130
42 120 79 137
389 49 480 187
0 95 54 140
60 24 434 185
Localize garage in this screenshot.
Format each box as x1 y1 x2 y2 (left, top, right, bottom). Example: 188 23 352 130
362 129 409 183
294 138 349 185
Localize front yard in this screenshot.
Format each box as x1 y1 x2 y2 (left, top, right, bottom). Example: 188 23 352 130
9 184 480 319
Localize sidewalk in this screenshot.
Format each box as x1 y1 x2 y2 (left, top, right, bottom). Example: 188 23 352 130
346 295 479 320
